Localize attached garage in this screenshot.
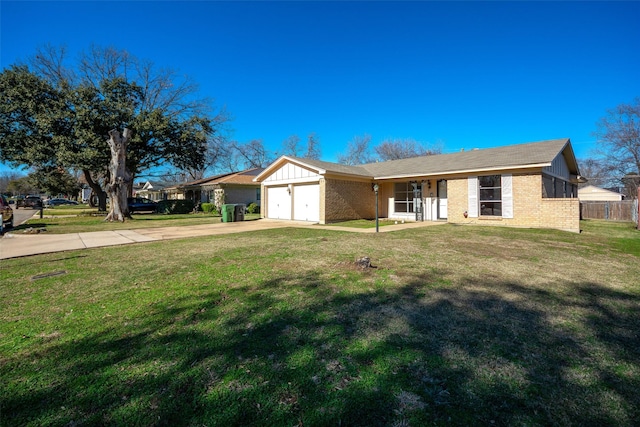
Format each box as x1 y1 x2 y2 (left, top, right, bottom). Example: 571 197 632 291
265 184 320 222
260 160 324 222
266 186 292 220
293 184 320 222
257 156 376 224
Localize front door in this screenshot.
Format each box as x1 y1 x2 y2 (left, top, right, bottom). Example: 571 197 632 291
438 180 447 219
412 182 423 221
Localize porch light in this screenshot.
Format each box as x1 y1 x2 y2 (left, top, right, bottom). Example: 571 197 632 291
373 183 379 232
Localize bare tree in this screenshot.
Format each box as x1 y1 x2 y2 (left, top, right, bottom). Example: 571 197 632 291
231 139 274 169
337 134 375 165
281 135 302 157
305 132 321 159
578 158 614 189
173 107 233 180
593 98 640 198
31 44 76 86
375 138 441 161
280 133 321 159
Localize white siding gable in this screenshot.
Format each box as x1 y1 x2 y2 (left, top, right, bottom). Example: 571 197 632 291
544 153 570 179
263 162 321 184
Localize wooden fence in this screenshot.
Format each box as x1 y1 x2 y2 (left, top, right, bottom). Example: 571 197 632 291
580 200 638 222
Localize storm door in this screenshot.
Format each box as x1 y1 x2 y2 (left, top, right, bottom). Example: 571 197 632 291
437 180 448 219
411 181 423 221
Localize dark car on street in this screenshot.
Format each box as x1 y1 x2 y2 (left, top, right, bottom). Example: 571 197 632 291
127 197 157 213
1 194 14 230
44 198 79 207
17 195 42 209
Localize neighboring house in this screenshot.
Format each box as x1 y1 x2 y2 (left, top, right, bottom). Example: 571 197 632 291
135 181 168 202
78 187 92 203
578 185 624 201
254 138 585 232
165 168 263 207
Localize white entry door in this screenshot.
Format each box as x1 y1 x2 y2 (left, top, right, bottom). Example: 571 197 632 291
267 186 291 220
438 180 448 219
293 184 320 222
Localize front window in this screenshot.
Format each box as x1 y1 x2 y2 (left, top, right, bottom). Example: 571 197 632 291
394 182 414 213
479 175 502 216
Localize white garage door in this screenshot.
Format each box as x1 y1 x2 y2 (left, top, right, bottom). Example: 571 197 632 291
293 184 320 222
267 186 291 220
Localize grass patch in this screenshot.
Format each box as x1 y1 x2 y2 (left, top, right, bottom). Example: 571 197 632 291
1 221 639 426
16 211 260 234
322 219 400 228
42 204 98 216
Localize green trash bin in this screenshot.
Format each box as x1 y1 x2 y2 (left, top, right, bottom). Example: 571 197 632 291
221 204 235 223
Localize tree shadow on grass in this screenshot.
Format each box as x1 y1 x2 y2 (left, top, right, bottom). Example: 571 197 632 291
2 271 639 426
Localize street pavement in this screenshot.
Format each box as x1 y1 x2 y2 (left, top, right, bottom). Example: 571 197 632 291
0 218 443 260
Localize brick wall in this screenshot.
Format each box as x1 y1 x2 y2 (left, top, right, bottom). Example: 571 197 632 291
322 178 375 223
540 198 580 232
448 173 580 233
221 185 260 206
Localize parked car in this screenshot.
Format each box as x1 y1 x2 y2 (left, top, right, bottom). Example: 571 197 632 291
127 197 158 213
17 195 42 209
0 194 14 230
44 198 79 207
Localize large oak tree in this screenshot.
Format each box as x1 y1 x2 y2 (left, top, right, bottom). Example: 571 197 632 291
0 45 223 219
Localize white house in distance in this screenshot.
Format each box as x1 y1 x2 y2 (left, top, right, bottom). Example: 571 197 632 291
578 185 624 201
134 181 168 201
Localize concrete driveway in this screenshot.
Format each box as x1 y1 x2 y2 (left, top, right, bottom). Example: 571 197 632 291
0 219 444 260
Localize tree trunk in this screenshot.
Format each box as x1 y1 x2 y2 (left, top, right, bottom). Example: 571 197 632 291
105 129 132 222
82 169 107 212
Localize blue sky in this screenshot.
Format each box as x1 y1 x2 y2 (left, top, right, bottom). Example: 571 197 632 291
1 1 639 176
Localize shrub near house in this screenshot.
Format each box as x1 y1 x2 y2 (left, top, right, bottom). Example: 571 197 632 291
201 203 217 214
156 199 195 214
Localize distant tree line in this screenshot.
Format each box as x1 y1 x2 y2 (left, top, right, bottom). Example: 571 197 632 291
580 97 640 198
337 135 442 165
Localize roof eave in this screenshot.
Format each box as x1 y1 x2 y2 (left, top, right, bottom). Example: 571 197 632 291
373 163 552 180
254 156 327 182
559 139 581 175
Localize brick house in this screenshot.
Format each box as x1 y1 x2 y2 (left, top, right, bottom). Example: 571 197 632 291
165 168 263 208
254 138 585 232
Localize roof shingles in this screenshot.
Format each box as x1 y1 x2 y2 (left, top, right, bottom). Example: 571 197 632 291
284 138 573 179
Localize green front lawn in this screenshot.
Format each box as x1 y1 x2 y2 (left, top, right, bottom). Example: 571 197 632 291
1 220 639 426
16 210 261 234
320 219 399 228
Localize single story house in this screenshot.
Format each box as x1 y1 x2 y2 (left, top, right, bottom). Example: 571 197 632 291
578 185 624 201
254 138 585 232
165 168 263 207
134 181 168 201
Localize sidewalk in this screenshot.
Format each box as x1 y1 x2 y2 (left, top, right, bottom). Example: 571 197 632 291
0 219 444 260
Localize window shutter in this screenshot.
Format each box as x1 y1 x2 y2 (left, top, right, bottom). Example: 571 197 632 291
468 176 478 217
502 174 513 218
